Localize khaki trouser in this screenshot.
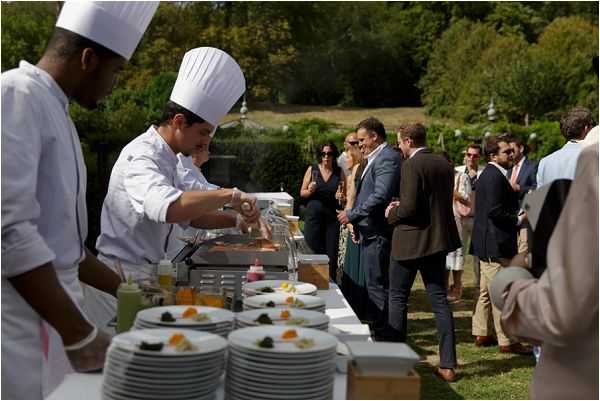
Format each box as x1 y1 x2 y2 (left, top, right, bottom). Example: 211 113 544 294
472 258 513 346
517 227 528 255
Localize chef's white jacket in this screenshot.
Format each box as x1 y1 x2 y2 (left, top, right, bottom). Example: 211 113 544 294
1 61 87 398
95 126 192 267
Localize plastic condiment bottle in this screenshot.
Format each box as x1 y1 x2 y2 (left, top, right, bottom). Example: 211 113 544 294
116 275 142 333
157 258 173 289
246 258 265 282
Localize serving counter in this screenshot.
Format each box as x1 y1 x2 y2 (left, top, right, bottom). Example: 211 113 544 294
48 284 371 400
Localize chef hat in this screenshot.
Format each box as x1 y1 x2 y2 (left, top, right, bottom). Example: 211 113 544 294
170 47 246 136
55 1 158 60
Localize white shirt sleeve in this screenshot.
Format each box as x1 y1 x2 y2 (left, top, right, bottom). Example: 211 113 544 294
124 154 183 223
1 86 56 277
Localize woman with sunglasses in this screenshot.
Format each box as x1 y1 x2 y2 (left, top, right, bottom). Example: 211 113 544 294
300 142 346 282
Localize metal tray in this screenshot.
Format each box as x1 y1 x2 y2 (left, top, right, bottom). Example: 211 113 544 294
188 234 290 267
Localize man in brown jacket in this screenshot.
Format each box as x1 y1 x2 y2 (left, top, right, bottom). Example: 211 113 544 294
386 123 461 382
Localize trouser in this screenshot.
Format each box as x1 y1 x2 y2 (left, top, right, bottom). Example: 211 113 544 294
472 258 513 346
388 252 457 368
461 217 480 287
360 235 392 338
304 213 340 282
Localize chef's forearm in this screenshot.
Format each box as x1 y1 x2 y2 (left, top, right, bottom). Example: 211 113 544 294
166 189 234 223
8 263 94 345
191 210 237 229
78 247 121 298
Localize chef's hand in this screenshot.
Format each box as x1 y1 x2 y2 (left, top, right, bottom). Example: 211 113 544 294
65 327 110 372
337 209 350 225
385 201 400 218
235 213 249 234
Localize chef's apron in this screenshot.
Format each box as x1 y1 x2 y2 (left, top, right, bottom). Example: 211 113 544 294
1 266 82 399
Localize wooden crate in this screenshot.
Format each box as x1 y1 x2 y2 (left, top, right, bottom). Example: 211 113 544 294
297 263 329 289
346 362 421 400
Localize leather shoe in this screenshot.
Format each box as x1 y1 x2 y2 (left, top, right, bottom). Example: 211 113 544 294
474 335 497 347
499 343 533 355
434 367 456 382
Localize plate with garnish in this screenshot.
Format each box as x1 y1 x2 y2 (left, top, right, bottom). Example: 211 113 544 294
235 308 329 330
243 280 318 296
243 294 326 312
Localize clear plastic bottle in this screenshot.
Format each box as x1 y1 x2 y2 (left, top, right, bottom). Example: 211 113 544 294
246 258 265 282
157 258 173 289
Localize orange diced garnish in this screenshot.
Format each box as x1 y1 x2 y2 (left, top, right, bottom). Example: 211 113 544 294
285 296 294 304
281 329 298 339
280 310 291 319
169 333 185 346
182 307 198 318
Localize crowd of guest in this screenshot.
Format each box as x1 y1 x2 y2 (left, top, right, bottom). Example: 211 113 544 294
299 107 598 394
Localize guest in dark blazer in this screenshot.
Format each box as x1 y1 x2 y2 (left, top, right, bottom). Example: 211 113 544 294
386 123 461 383
470 136 532 355
506 136 538 201
337 117 402 340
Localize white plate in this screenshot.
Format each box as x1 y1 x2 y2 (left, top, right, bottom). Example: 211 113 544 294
243 280 318 296
225 378 333 399
105 357 223 378
103 374 220 394
228 343 334 363
227 361 335 380
108 342 226 362
102 384 215 400
228 326 337 355
136 306 234 326
243 294 325 310
111 328 228 357
225 372 334 392
235 307 329 328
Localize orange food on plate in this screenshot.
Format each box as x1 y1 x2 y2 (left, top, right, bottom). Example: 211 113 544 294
169 333 185 346
280 310 291 319
281 329 298 339
182 307 198 318
285 296 294 304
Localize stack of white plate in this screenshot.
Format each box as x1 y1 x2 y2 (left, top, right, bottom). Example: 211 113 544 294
134 306 234 337
243 294 326 313
225 326 337 399
101 328 227 399
243 280 318 297
235 308 329 331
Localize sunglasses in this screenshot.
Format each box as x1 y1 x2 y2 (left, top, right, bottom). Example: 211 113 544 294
501 149 514 155
347 141 359 146
321 151 335 157
466 153 480 158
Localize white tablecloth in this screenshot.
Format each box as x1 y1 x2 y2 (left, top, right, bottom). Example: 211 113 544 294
48 284 368 399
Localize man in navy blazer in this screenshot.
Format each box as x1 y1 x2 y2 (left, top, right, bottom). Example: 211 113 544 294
338 117 402 340
506 135 538 202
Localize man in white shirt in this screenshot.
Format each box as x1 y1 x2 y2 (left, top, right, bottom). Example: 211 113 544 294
537 107 594 186
87 47 261 330
1 2 157 398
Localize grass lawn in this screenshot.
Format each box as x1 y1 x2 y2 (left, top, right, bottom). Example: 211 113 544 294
398 256 535 399
225 102 457 130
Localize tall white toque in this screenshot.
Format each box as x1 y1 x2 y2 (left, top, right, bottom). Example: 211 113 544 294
170 47 246 136
55 1 159 60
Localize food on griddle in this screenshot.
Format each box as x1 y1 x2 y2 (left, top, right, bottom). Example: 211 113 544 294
256 336 275 348
255 313 274 325
139 341 164 351
208 238 280 252
160 311 176 322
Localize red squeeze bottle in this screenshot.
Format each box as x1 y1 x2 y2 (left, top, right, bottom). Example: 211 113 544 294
246 258 265 282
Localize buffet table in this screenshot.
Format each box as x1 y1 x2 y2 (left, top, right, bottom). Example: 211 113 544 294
48 284 370 400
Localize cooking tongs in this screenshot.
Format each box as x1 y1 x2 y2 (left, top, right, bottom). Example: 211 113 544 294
171 231 203 264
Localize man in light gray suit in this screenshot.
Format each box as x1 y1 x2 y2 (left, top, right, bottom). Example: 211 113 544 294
338 117 402 340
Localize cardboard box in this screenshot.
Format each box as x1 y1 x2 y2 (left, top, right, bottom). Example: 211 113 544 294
346 362 421 400
297 254 329 289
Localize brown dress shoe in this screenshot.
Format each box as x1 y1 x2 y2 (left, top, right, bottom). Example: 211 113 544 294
499 343 533 355
474 335 497 347
435 367 456 382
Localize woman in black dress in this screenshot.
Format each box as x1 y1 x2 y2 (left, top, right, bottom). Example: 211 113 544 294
299 142 346 281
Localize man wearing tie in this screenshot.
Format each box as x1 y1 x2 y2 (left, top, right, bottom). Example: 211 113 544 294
337 117 402 341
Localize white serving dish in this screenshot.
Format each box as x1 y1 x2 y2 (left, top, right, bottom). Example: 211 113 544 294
345 341 420 376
